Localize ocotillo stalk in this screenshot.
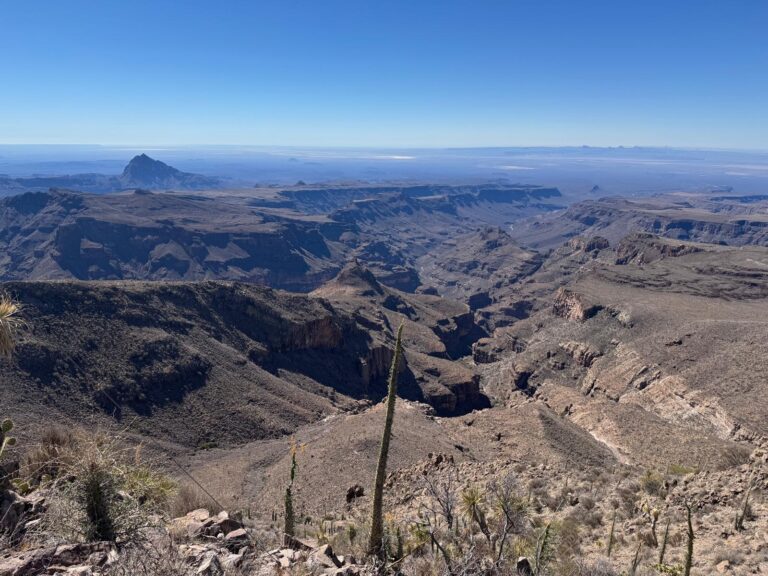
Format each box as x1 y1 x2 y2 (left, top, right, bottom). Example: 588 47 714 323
284 438 300 546
607 509 617 557
367 323 404 559
735 470 755 531
659 517 671 565
683 502 694 576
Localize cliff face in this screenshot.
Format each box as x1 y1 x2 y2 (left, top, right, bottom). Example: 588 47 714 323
312 262 490 415
512 195 768 250
0 190 346 291
480 237 768 471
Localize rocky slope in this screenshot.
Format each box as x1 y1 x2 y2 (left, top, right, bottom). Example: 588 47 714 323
478 235 768 471
0 274 492 451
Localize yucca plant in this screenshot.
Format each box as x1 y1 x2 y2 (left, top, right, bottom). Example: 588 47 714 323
461 485 492 548
0 293 23 360
367 323 404 559
0 294 22 471
0 419 16 460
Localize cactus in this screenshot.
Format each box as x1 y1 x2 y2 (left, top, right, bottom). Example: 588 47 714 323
683 502 694 576
367 323 404 558
0 418 16 460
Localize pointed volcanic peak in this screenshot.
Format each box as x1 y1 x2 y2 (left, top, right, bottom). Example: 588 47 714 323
119 154 221 190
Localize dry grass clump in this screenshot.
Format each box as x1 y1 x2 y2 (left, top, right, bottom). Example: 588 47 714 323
100 537 249 576
170 483 224 518
100 540 191 576
29 430 175 544
20 426 77 486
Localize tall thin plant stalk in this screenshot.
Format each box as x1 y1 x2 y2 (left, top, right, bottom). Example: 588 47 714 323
367 323 404 558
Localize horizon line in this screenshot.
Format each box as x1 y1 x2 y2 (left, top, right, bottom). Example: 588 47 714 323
1 143 768 154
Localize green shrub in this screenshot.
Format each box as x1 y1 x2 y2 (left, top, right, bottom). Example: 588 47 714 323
641 470 665 496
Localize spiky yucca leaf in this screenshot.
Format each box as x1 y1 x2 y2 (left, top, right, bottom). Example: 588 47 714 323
0 293 24 359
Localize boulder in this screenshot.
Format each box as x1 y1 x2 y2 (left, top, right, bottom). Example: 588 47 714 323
224 528 249 550
516 556 533 576
223 553 243 569
187 508 211 522
345 485 365 503
197 554 223 576
307 544 343 569
0 543 113 576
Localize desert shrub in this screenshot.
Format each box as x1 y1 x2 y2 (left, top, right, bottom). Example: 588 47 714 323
579 494 596 511
638 529 658 548
641 470 664 496
34 431 174 544
712 548 745 566
617 482 640 516
101 539 197 576
580 508 603 529
556 515 581 561
561 557 618 576
21 426 76 486
667 464 696 476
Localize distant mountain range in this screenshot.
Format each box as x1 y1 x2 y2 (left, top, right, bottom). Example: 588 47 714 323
0 154 221 194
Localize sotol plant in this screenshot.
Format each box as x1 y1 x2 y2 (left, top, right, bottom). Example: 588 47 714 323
0 419 16 460
367 323 404 558
0 293 23 360
0 294 22 465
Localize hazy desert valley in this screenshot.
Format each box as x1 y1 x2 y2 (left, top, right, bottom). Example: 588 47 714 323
0 148 765 576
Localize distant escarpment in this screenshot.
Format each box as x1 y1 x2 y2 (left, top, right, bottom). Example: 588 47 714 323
0 189 346 291
512 195 768 249
0 182 566 313
278 183 562 214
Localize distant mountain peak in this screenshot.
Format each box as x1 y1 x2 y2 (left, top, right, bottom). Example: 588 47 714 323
122 154 181 181
119 154 219 189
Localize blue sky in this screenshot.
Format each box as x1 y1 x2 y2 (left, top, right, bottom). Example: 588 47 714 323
1 1 766 148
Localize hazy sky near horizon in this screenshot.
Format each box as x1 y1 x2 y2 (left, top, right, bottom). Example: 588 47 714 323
2 1 767 149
